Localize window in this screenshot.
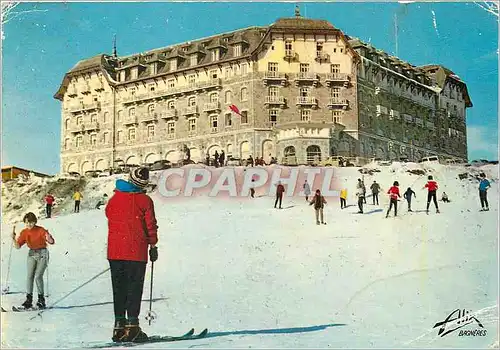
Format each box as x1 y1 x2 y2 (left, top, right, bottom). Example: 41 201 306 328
148 104 155 115
211 49 219 62
225 90 232 104
167 122 175 135
333 111 342 123
149 84 155 92
188 96 196 106
129 108 135 117
233 45 241 57
210 70 218 79
316 42 323 54
103 132 109 144
210 115 218 132
269 109 278 125
117 130 123 143
117 110 123 121
240 110 248 124
167 79 175 88
189 118 197 132
76 116 83 125
188 74 196 86
103 112 109 123
269 86 279 97
268 62 278 72
147 125 155 139
167 100 176 109
190 54 197 67
64 138 70 150
90 134 97 146
331 64 340 74
241 63 248 75
170 59 177 72
225 113 232 127
76 136 83 148
225 66 232 78
300 63 310 73
128 128 136 141
209 92 218 103
301 109 311 122
240 87 248 101
300 87 309 97
91 114 97 123
285 41 293 55
65 119 70 130
331 87 340 98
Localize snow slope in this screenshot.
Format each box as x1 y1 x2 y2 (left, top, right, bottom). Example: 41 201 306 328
1 163 498 348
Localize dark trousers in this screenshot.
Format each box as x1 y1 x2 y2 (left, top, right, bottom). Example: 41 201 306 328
74 200 80 213
426 191 438 211
46 204 52 218
406 198 412 211
387 198 398 216
274 194 283 208
340 198 346 209
109 260 147 322
250 188 255 198
479 190 489 209
372 192 379 205
358 197 364 213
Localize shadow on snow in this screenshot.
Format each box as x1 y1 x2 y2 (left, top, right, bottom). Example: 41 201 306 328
204 323 346 338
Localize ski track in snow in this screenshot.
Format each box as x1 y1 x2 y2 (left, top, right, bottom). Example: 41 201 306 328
1 162 498 348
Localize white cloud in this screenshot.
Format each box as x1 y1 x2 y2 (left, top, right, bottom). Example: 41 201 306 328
467 125 499 160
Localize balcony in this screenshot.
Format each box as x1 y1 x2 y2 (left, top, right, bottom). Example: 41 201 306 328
315 52 330 63
166 133 176 140
70 102 101 114
325 73 350 87
264 96 286 107
68 87 78 97
140 113 159 123
327 98 349 109
80 83 91 95
283 49 298 62
183 105 199 116
187 130 197 137
123 117 139 126
71 122 100 134
160 109 178 120
263 71 287 86
203 101 221 113
294 72 319 87
210 127 219 133
296 96 318 108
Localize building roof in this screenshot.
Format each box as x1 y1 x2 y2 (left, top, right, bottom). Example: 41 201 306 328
271 17 335 30
1 165 52 177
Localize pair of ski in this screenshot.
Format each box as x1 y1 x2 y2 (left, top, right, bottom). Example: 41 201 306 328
90 328 208 348
11 306 47 312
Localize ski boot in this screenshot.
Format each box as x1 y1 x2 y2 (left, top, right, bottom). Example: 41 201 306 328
112 319 126 342
316 221 320 225
21 294 33 309
36 294 46 309
122 319 148 343
436 209 440 214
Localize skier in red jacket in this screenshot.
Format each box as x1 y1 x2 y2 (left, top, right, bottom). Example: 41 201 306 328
44 193 55 218
386 181 401 218
105 167 158 343
274 181 285 209
423 175 440 214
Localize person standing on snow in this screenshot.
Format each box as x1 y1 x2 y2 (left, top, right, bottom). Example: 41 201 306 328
370 181 380 205
73 190 83 213
95 193 109 210
340 188 347 209
250 179 256 198
386 181 401 218
356 179 365 213
303 180 311 201
274 181 285 209
309 189 327 225
423 175 440 214
403 187 416 212
105 167 158 343
478 173 491 211
12 212 55 309
44 193 55 218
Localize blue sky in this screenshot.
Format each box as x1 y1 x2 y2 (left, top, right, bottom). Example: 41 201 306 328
2 2 498 175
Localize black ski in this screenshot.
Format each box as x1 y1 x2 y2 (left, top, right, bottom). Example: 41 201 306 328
12 306 47 312
89 328 208 348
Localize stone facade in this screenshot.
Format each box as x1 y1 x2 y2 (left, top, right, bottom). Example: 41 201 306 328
55 13 471 174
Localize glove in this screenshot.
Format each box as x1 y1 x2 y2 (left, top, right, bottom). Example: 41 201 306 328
149 246 158 262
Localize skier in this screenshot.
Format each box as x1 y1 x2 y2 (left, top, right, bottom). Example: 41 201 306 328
274 181 285 209
105 167 158 343
370 181 380 205
340 188 347 209
44 193 55 218
303 180 311 201
441 192 450 203
423 175 440 214
403 187 416 211
95 193 109 210
214 151 219 168
73 190 83 213
478 173 490 211
309 189 327 225
386 181 401 218
12 212 55 309
356 179 365 213
250 179 256 198
219 151 225 167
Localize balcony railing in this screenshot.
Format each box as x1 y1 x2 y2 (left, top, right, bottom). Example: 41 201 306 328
166 133 175 139
140 113 159 123
70 102 101 114
183 105 199 116
325 73 350 87
295 72 319 86
123 117 139 125
210 127 218 133
327 98 348 109
203 101 221 112
160 109 178 120
264 96 285 106
315 52 330 63
296 96 317 107
284 50 298 62
263 71 287 86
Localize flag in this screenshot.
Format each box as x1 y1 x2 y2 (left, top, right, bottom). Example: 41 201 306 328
229 104 242 116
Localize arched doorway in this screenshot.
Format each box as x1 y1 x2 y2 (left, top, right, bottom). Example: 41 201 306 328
145 153 160 164
81 161 92 174
207 144 221 157
284 146 296 157
95 159 108 171
226 143 233 157
126 155 139 165
262 139 274 163
190 147 201 162
306 145 322 164
240 141 250 159
165 150 179 163
67 163 78 173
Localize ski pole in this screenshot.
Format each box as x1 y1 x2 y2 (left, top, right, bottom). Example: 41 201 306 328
146 262 155 325
46 264 49 299
31 267 110 320
3 226 15 294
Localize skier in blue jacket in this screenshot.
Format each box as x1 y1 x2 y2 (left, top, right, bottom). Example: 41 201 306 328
479 173 491 211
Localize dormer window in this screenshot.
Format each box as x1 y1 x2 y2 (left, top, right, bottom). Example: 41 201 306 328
190 54 197 67
170 59 177 72
233 44 241 57
211 49 219 62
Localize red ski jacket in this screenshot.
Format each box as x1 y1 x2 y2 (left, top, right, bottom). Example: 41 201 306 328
105 180 158 262
425 181 438 192
387 186 401 200
44 195 55 205
276 184 285 195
